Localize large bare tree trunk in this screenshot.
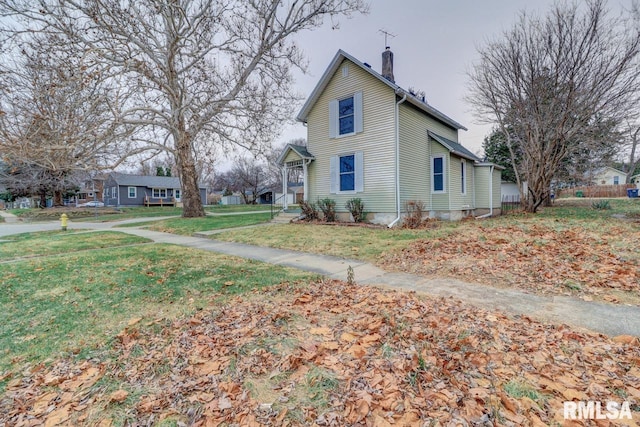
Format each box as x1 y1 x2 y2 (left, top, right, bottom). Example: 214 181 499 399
175 131 205 217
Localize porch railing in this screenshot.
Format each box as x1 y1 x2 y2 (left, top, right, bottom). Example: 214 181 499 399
271 193 285 219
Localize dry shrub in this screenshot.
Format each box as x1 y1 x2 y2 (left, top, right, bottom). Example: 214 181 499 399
299 200 319 221
403 200 426 229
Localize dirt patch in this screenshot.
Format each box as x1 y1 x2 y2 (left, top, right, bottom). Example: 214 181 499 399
2 281 639 426
379 223 640 304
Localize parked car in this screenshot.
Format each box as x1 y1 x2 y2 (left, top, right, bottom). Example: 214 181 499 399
79 201 104 207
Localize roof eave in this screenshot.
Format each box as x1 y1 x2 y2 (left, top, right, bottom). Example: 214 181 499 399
402 94 468 131
476 162 506 170
297 50 467 132
297 49 399 123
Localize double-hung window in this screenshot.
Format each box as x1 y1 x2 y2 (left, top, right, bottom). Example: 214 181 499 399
330 152 364 193
432 156 445 193
338 98 354 135
329 92 363 138
339 155 355 191
128 186 136 198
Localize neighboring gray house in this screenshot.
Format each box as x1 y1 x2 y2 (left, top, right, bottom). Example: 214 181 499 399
103 173 207 207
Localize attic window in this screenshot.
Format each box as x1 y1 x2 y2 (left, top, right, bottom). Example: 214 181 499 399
342 64 349 77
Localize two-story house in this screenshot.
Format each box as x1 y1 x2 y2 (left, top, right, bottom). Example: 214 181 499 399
278 48 502 225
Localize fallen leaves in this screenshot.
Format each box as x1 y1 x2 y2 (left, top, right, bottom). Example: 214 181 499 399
380 223 640 303
1 280 639 426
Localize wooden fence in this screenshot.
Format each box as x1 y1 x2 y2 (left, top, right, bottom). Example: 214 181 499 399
556 184 636 198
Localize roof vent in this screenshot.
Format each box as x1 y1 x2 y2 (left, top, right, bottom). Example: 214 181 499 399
381 47 395 83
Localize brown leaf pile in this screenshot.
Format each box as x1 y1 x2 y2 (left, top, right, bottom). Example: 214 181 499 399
2 280 639 426
380 224 640 302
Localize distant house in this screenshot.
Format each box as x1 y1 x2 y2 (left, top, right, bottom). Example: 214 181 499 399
103 173 207 207
256 183 303 205
75 177 104 205
279 48 502 225
589 167 628 186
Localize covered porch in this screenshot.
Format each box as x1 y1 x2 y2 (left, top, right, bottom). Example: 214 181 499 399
277 144 314 210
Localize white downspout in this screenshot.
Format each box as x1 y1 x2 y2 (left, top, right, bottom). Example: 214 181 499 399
475 165 494 219
388 91 408 228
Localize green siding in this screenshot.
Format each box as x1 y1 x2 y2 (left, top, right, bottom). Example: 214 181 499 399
474 165 501 209
306 59 396 213
284 150 301 163
448 157 475 210
429 141 449 211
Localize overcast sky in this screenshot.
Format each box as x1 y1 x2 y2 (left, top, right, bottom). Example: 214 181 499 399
278 0 629 156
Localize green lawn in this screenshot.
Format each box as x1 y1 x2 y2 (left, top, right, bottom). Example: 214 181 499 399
12 204 272 222
212 198 640 262
205 204 273 213
0 230 150 260
117 212 272 235
0 231 317 391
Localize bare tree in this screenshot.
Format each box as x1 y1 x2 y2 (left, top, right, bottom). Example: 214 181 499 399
1 0 368 217
468 0 640 212
621 124 640 182
0 33 135 206
216 157 268 204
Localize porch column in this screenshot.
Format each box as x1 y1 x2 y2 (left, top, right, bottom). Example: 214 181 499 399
303 160 309 202
282 165 288 210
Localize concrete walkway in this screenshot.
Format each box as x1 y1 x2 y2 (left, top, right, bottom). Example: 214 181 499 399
0 211 20 223
1 218 638 337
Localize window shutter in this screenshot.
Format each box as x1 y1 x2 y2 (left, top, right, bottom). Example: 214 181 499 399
329 99 338 138
330 156 339 193
354 91 363 133
355 151 364 192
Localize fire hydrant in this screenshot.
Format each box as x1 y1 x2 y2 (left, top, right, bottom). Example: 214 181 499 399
60 213 68 231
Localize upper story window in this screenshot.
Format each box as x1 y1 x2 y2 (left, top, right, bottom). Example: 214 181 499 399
613 176 619 185
338 97 354 135
329 91 363 138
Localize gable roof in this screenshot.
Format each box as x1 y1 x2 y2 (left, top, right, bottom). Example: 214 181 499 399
428 131 480 162
591 166 628 177
277 143 315 165
109 172 206 189
297 49 467 131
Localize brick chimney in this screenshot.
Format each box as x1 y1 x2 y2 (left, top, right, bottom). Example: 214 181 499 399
381 46 395 83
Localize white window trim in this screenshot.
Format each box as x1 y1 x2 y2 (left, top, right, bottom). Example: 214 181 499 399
128 186 136 198
461 159 466 195
152 188 167 198
329 91 363 138
174 188 181 200
432 155 447 194
330 151 364 194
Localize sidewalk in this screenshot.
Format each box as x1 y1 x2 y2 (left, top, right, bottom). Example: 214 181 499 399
1 217 638 336
0 211 20 223
118 227 640 337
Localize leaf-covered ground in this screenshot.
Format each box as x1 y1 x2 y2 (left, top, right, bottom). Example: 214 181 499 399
2 280 639 426
379 222 640 304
